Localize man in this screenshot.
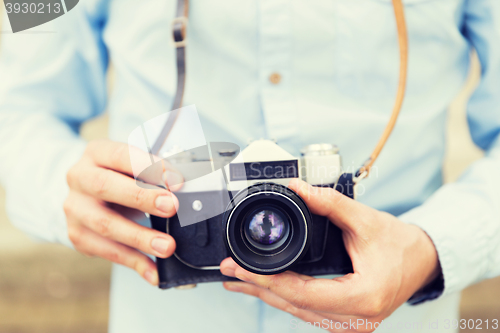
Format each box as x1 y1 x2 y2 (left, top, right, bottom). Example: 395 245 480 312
1 0 499 332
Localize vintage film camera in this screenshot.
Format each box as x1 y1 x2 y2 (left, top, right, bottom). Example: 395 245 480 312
147 139 354 289
145 0 408 289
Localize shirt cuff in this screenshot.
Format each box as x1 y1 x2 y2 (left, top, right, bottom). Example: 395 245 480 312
398 190 494 304
407 268 445 305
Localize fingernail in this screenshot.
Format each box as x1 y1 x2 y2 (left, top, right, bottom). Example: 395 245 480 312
224 282 241 292
155 196 173 214
151 237 170 255
221 266 236 277
144 270 158 286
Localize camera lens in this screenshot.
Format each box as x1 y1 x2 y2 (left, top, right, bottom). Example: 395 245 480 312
223 183 313 275
244 207 290 251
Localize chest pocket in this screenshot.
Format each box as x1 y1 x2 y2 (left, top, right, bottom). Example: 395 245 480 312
332 0 459 107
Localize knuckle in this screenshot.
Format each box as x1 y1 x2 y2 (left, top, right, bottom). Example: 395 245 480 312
287 291 309 310
75 245 93 258
283 303 298 316
255 288 268 299
68 226 83 247
328 186 343 203
107 248 123 264
131 228 146 249
285 280 309 310
110 143 127 168
133 188 149 208
290 297 309 310
361 295 385 318
63 197 73 217
132 257 145 274
92 170 111 195
93 214 113 237
66 165 79 188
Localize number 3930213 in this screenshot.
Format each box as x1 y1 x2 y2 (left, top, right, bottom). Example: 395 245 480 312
3 0 79 33
444 319 499 330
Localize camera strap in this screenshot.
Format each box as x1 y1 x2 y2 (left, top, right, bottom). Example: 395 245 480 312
154 0 408 181
355 0 408 180
151 0 189 155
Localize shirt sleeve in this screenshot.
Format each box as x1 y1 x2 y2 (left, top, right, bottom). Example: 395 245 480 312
0 5 108 247
400 0 500 302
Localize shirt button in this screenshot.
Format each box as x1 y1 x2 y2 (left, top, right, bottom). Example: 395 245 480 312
269 72 282 85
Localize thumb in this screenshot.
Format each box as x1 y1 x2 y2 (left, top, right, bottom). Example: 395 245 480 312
288 179 373 233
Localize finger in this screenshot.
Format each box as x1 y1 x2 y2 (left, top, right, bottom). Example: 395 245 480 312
67 192 176 258
86 140 183 190
288 179 376 234
223 282 378 332
76 166 178 217
69 225 159 285
221 257 367 316
223 282 356 333
86 140 159 176
220 257 314 280
221 260 375 327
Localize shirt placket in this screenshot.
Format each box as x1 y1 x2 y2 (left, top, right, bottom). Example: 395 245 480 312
258 0 296 144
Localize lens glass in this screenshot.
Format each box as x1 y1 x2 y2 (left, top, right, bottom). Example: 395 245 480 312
225 183 312 273
247 209 286 245
243 207 291 252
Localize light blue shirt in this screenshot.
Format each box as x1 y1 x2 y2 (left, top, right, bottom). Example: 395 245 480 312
1 0 500 332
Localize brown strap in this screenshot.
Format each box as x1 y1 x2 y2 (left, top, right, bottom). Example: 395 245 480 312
356 0 408 178
153 0 408 180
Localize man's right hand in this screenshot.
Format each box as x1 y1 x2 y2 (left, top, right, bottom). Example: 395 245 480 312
64 139 180 286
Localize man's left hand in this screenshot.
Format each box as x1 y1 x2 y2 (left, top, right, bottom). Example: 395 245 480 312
220 179 441 333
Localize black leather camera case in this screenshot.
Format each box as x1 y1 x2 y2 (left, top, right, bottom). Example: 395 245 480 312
150 173 355 289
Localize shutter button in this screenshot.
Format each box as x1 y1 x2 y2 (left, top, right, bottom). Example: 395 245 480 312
192 200 203 211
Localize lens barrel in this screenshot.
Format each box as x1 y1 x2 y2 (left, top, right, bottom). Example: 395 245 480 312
223 183 313 274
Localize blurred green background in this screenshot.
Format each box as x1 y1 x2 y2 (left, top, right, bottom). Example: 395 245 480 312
1 6 500 333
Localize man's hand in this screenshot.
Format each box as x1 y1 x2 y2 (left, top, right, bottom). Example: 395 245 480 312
220 179 441 332
64 139 181 286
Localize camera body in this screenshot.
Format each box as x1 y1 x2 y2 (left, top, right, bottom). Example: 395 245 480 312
150 140 354 289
